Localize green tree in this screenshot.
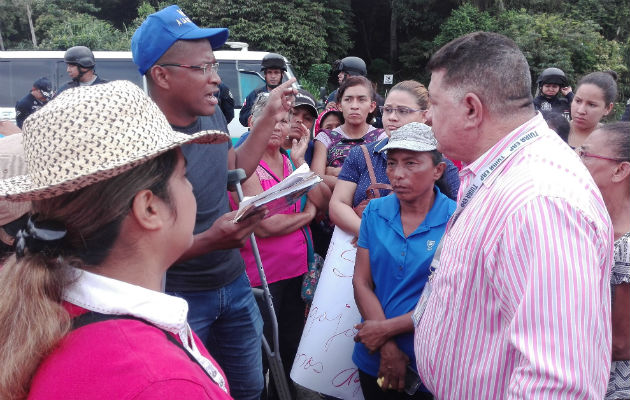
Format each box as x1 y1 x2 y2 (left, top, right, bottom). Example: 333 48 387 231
176 0 353 75
37 11 130 50
497 9 627 93
432 3 497 48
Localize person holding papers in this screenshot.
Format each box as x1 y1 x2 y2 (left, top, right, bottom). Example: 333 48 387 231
230 110 317 399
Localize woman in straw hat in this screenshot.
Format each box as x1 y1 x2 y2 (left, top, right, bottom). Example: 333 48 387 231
352 122 455 399
0 80 296 399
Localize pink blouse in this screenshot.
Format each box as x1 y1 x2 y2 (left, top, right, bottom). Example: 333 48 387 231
232 156 308 287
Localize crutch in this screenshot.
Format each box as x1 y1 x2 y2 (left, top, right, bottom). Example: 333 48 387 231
227 168 292 400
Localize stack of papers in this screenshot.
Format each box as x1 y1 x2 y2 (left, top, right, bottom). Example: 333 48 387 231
234 163 322 222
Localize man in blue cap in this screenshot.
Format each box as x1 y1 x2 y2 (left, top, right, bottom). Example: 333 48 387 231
14 77 53 128
131 5 297 400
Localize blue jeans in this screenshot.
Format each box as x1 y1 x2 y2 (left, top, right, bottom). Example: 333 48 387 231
169 272 264 400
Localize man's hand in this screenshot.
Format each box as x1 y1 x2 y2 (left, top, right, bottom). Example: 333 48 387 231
378 340 409 392
199 208 267 251
561 86 573 96
263 78 298 119
354 320 390 353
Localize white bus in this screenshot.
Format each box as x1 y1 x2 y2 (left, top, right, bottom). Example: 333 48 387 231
0 44 297 137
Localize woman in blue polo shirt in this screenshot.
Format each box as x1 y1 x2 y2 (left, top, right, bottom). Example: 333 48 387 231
352 122 456 399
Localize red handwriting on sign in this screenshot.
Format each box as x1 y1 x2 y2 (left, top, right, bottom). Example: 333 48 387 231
340 249 356 263
332 267 353 278
324 326 358 350
305 305 359 351
331 367 362 397
303 306 342 338
293 353 324 374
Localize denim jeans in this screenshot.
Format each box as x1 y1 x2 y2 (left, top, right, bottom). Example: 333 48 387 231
169 272 264 400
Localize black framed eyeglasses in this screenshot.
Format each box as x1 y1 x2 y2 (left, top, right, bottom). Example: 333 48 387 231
576 146 628 162
157 62 220 76
379 105 426 116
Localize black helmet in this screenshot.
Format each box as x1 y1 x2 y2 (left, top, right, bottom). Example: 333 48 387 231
64 46 95 68
537 67 568 87
338 56 367 77
261 53 287 72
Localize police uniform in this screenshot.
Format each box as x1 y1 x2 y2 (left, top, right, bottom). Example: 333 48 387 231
15 93 45 129
55 76 108 97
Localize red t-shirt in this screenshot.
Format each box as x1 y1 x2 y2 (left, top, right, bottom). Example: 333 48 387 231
28 304 233 399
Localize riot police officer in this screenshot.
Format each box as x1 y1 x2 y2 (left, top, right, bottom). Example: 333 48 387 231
239 53 287 126
56 46 108 96
533 67 573 118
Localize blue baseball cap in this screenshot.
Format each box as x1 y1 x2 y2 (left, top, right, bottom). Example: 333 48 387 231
131 5 229 75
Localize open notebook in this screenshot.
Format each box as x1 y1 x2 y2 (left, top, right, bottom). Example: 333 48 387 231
234 163 322 222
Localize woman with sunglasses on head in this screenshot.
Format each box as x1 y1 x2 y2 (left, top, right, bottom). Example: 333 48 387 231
330 80 458 239
579 121 630 400
569 70 618 149
0 80 299 399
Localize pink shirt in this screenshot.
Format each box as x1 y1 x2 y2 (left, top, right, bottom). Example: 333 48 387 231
414 114 613 399
235 156 308 287
29 269 231 399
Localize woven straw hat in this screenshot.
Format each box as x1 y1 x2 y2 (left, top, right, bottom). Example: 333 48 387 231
0 134 31 225
0 80 228 201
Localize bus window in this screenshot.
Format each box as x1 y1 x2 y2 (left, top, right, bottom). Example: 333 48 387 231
0 59 56 107
217 60 240 105
237 70 265 107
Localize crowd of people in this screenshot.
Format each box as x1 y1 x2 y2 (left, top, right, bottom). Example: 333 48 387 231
0 4 629 400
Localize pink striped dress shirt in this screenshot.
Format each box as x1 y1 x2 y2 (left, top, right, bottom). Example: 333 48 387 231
414 114 613 399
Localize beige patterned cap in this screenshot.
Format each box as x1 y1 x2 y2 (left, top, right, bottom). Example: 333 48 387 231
0 134 31 225
380 122 438 153
0 80 228 201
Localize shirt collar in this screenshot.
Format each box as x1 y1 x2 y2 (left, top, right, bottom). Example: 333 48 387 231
462 113 545 182
373 137 389 160
378 186 452 234
63 268 189 334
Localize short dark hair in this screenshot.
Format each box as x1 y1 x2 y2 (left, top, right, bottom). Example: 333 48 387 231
427 31 533 114
598 121 630 161
577 71 618 105
540 110 570 143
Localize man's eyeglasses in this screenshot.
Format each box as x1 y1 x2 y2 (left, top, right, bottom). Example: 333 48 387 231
379 106 426 117
576 147 628 163
157 62 220 76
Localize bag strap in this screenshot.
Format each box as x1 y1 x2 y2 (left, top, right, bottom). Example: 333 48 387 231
71 311 217 384
360 145 380 198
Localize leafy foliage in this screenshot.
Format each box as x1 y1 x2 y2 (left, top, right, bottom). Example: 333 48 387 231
0 0 628 106
433 3 497 48
37 11 130 50
176 0 353 75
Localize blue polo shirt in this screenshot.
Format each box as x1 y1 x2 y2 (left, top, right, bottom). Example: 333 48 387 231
352 188 455 376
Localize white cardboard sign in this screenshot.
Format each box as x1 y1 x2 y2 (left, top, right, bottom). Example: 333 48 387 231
291 227 365 399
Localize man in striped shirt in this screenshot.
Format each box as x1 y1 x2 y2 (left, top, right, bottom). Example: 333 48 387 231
414 32 613 399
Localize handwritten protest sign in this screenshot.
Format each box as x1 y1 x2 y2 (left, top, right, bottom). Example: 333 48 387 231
291 227 365 399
